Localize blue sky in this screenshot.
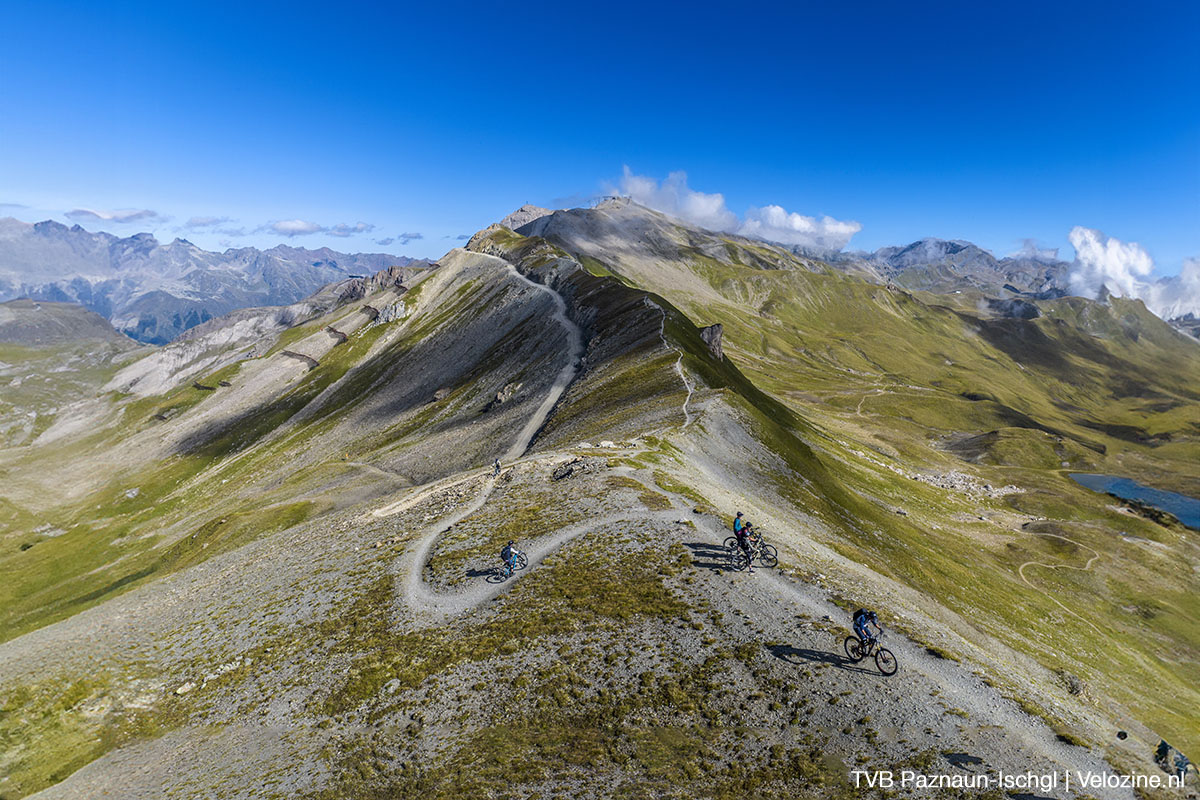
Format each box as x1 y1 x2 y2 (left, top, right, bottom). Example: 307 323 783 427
1 0 1197 274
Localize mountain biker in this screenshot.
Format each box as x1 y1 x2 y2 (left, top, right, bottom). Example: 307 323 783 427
852 608 882 645
500 539 517 571
736 521 757 573
733 511 745 535
1156 740 1172 768
1176 752 1192 783
493 458 502 476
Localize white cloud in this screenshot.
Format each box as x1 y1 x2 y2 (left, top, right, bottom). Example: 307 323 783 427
1009 239 1059 262
616 167 861 250
1067 226 1200 320
1146 257 1200 320
185 215 231 228
1068 226 1154 300
739 204 862 250
67 207 159 223
619 167 738 232
329 222 375 237
266 219 324 237
400 232 423 244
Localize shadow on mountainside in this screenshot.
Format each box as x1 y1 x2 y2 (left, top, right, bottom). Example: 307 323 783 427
943 752 986 770
683 541 733 571
766 643 884 676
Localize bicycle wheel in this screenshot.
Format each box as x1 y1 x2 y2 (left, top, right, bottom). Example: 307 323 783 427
724 536 738 551
844 636 864 662
875 648 898 676
759 545 778 568
513 552 528 570
486 569 507 584
730 551 749 571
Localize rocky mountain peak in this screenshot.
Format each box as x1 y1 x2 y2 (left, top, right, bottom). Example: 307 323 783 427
499 205 554 231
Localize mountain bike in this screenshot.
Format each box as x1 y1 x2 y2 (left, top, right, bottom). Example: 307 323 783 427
726 535 778 570
486 549 528 583
843 633 898 676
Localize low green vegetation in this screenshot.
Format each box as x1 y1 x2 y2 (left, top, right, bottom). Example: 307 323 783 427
0 288 420 642
320 536 690 716
0 668 189 798
311 528 857 800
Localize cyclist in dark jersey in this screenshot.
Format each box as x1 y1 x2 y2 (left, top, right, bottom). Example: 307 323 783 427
852 608 881 644
735 520 757 573
500 540 517 572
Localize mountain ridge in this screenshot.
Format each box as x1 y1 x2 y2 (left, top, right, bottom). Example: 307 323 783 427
0 205 1196 797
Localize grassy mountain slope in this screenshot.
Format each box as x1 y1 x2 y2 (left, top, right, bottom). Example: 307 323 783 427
0 244 729 797
0 300 143 447
0 212 1196 799
525 202 1200 757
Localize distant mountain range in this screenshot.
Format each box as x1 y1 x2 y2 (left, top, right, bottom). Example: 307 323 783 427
509 203 1072 299
831 238 1072 297
514 201 1200 336
0 218 420 344
2 211 1192 346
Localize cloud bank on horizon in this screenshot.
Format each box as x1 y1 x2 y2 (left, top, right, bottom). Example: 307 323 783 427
1010 239 1060 262
617 168 862 251
66 207 160 223
1068 226 1200 320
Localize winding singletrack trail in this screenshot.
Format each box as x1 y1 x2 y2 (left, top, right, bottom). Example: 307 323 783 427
500 261 584 461
385 259 710 619
1018 532 1105 635
378 252 589 618
647 299 695 429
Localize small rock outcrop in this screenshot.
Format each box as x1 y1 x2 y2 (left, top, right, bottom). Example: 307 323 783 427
374 303 406 325
280 350 320 370
984 298 1040 320
552 457 602 481
499 204 554 231
484 382 522 412
700 323 723 361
